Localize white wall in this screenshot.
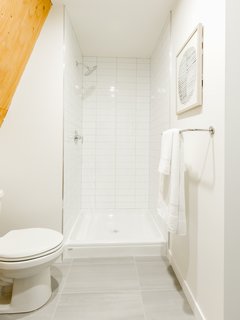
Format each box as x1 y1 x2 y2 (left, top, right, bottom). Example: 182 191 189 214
170 1 225 319
81 57 150 210
224 0 240 318
63 10 83 238
150 17 171 239
0 5 64 235
151 1 225 319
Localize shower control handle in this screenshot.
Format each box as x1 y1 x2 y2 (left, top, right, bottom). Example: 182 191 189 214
74 131 83 144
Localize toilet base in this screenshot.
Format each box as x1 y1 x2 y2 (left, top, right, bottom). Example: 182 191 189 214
0 267 52 314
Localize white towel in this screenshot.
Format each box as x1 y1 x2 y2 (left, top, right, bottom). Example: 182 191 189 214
158 129 175 219
158 129 186 235
167 130 186 235
159 129 174 175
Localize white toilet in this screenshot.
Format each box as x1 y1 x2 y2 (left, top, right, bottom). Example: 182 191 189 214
0 190 64 314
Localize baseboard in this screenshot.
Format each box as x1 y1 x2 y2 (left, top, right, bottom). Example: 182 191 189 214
167 249 206 320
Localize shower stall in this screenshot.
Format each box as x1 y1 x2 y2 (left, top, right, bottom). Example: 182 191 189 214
63 11 171 258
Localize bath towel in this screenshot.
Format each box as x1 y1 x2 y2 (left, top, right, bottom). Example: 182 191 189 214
158 129 186 235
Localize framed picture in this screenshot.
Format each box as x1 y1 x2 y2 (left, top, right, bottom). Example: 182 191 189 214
176 24 203 114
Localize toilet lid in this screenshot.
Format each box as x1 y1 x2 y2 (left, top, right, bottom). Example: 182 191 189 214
0 228 63 261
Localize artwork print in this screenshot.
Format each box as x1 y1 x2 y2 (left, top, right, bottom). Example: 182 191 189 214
176 24 203 114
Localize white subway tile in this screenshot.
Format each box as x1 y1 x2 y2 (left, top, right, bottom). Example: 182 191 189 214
116 201 136 209
97 62 116 71
97 75 116 83
83 56 97 63
117 72 136 82
117 57 137 64
116 169 135 178
116 188 135 196
96 201 115 209
117 63 137 70
96 135 115 143
116 96 136 103
137 58 150 64
135 202 148 209
116 180 135 190
137 66 150 77
83 72 97 82
97 57 117 63
116 161 135 169
96 173 115 181
80 56 150 209
96 165 115 173
137 76 150 83
96 181 115 189
96 188 115 196
97 110 115 122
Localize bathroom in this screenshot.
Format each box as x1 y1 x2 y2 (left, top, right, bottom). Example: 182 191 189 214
0 0 239 319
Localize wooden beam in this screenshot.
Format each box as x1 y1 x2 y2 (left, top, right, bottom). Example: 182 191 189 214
0 0 52 126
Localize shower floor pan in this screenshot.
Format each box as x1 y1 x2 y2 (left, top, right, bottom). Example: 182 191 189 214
64 210 166 258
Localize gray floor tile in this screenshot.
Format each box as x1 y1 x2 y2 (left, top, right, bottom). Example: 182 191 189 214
0 257 194 320
0 290 59 320
63 261 140 293
53 292 145 320
142 290 195 320
135 258 181 290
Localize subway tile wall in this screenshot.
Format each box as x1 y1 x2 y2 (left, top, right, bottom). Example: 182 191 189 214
149 18 171 237
81 57 150 209
63 12 83 238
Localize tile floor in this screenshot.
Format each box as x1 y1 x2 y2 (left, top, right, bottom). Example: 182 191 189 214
0 257 195 320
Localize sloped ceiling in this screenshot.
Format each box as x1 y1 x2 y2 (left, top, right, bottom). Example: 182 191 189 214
0 0 51 126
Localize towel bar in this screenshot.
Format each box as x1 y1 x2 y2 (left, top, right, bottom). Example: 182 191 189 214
180 126 215 135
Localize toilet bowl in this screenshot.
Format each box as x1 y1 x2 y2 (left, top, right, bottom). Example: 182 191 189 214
0 191 64 314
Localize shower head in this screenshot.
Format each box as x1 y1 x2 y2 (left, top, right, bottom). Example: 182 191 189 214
84 65 97 76
75 61 97 76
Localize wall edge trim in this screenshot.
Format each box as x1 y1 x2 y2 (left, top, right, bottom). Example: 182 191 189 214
167 249 206 320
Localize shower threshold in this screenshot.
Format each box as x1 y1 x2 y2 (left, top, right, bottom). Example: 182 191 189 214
64 209 167 259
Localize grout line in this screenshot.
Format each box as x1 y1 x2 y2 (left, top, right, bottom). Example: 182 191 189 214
133 256 148 320
54 289 143 295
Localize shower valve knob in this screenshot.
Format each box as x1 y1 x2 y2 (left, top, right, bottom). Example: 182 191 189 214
74 131 83 144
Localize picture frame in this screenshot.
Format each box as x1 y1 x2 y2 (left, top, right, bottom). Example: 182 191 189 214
176 24 203 114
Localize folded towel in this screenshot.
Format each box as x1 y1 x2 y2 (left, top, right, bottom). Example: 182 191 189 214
158 129 186 235
158 129 174 175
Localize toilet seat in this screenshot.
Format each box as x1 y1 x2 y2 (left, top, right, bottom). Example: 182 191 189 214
0 228 63 262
